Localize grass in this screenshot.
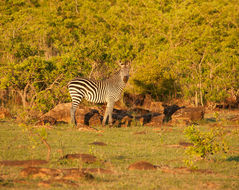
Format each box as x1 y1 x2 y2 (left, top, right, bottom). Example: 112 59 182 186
0 115 239 189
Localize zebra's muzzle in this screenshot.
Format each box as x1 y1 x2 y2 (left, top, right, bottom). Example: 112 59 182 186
123 76 129 83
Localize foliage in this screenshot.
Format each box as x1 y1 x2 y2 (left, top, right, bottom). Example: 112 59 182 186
184 125 229 159
0 0 239 111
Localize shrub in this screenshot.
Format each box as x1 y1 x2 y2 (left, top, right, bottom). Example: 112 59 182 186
184 125 228 159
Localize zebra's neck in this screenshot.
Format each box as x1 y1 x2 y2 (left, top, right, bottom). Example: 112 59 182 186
108 70 125 85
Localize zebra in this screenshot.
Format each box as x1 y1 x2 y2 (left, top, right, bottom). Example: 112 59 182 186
68 62 130 126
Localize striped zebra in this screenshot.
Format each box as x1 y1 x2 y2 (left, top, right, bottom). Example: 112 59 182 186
68 62 130 126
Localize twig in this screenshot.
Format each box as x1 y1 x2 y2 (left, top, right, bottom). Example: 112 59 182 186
29 129 51 161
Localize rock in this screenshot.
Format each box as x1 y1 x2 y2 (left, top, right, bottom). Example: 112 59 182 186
36 116 56 125
42 103 103 125
141 94 152 109
129 108 150 116
114 100 127 110
163 104 184 122
136 113 152 125
120 116 132 127
88 112 102 127
128 161 158 170
41 100 166 127
150 102 164 113
145 114 164 127
123 93 146 107
138 117 145 125
230 115 239 122
171 107 205 124
0 107 11 119
42 103 72 123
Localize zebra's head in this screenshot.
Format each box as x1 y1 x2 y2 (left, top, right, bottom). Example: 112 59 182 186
119 61 130 83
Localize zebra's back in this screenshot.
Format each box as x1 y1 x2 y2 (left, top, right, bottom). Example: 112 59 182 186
68 78 107 104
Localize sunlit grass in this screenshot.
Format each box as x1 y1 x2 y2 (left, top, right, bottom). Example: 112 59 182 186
0 119 239 189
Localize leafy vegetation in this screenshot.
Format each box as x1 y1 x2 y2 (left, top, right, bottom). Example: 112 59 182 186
1 0 239 112
183 124 229 169
184 125 229 159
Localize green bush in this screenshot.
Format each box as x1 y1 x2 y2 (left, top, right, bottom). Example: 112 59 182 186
184 125 229 159
1 0 239 109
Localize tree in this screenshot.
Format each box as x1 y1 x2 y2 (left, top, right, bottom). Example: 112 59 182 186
0 0 239 111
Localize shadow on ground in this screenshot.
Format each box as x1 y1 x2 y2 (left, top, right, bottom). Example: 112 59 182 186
226 156 239 162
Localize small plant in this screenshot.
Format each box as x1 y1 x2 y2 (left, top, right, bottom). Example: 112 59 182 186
20 124 51 161
213 111 220 122
88 145 95 155
183 125 229 168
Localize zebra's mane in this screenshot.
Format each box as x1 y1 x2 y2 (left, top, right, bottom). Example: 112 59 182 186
92 68 121 82
70 67 122 84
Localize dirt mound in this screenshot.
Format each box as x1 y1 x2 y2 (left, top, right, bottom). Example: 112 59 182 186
21 167 94 180
133 131 146 135
89 141 107 146
179 141 193 147
0 160 48 167
21 167 62 179
82 168 113 174
61 153 97 163
128 161 158 170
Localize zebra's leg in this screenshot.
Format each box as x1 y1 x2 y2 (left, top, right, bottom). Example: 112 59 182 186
103 101 115 126
70 105 77 126
102 108 108 126
108 104 114 126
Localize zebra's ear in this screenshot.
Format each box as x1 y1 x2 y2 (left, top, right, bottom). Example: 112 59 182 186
118 61 125 67
125 60 131 67
118 60 131 68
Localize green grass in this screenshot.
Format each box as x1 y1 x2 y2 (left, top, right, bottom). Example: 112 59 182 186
0 119 239 189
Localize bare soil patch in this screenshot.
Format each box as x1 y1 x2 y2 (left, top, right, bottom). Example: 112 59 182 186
133 131 147 135
21 167 94 180
21 167 62 179
82 168 113 174
179 141 194 147
128 161 158 170
161 166 214 175
38 179 78 187
61 153 97 163
0 160 48 167
89 141 107 146
20 167 94 187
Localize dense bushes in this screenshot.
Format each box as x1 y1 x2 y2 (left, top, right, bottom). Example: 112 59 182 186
0 0 239 111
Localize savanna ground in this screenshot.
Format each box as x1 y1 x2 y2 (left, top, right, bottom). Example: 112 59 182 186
0 110 239 189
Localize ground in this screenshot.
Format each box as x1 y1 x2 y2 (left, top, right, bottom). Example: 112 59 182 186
0 110 239 189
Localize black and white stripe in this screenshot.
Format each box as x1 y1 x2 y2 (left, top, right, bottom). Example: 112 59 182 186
68 62 130 126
